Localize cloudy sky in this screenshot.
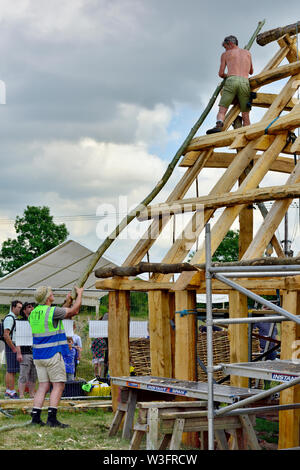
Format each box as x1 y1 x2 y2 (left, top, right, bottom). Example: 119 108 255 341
1 0 300 266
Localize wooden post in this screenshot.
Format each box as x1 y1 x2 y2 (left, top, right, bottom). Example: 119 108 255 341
228 291 249 388
278 291 300 449
148 290 174 377
174 290 197 381
174 290 198 447
108 290 130 411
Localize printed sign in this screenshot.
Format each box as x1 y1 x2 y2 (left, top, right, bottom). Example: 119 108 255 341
271 373 298 382
146 384 187 396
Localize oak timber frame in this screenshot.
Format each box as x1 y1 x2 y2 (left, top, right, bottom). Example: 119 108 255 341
95 29 300 449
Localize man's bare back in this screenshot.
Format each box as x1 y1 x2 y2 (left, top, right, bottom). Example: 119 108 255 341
219 47 253 79
206 35 254 134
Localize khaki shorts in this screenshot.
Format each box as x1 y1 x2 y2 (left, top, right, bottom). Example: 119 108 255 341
34 352 66 383
219 75 250 112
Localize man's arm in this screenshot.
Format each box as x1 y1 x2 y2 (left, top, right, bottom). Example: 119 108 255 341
16 345 23 363
64 287 84 319
249 54 254 75
218 52 227 79
3 329 17 353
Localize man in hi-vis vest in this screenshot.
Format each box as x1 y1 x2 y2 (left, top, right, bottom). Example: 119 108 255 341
29 285 83 427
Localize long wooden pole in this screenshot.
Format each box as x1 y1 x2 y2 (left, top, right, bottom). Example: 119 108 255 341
95 256 300 279
257 21 300 47
74 20 265 295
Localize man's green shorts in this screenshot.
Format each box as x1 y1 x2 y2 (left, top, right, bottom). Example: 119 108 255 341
219 75 250 112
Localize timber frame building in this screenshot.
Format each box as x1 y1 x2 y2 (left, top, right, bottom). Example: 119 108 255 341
95 24 300 449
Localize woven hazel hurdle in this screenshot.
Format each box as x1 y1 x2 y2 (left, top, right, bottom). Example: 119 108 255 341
129 332 261 383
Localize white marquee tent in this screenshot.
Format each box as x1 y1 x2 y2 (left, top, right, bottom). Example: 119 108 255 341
0 239 115 309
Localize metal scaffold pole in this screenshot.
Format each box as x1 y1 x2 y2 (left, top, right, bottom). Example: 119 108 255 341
205 223 215 450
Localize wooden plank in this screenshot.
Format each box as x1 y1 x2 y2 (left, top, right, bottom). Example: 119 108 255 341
122 389 137 440
147 407 159 450
129 430 145 450
158 434 172 450
215 429 229 450
108 409 125 437
169 418 185 450
239 414 261 450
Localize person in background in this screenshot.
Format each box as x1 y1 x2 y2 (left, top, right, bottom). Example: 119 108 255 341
63 337 77 381
91 337 107 378
17 302 37 398
3 300 23 399
72 321 82 377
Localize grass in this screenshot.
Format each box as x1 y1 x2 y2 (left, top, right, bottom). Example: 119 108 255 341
0 408 130 450
254 417 279 444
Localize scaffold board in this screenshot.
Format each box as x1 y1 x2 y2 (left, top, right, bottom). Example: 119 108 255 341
219 359 300 383
111 375 261 404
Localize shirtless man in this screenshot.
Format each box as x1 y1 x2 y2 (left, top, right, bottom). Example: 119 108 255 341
207 35 254 134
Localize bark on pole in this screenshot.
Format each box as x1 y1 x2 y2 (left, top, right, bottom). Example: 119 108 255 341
94 256 300 279
73 20 265 297
256 21 300 47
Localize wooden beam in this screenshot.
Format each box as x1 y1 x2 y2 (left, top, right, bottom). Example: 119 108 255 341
174 290 197 381
180 151 297 173
122 149 213 267
229 291 249 388
278 291 300 449
174 133 288 291
137 183 300 221
249 60 300 88
252 92 294 110
243 158 300 259
108 291 130 411
257 22 300 46
171 71 300 289
291 136 300 154
148 291 174 377
95 278 173 291
184 107 300 153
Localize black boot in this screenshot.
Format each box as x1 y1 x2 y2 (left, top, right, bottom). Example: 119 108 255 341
206 120 224 134
30 408 45 426
46 407 69 428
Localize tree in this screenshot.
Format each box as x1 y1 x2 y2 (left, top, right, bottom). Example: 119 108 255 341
188 229 240 263
212 229 239 263
0 206 68 275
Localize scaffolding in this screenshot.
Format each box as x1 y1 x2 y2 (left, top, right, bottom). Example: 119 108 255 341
205 223 300 450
